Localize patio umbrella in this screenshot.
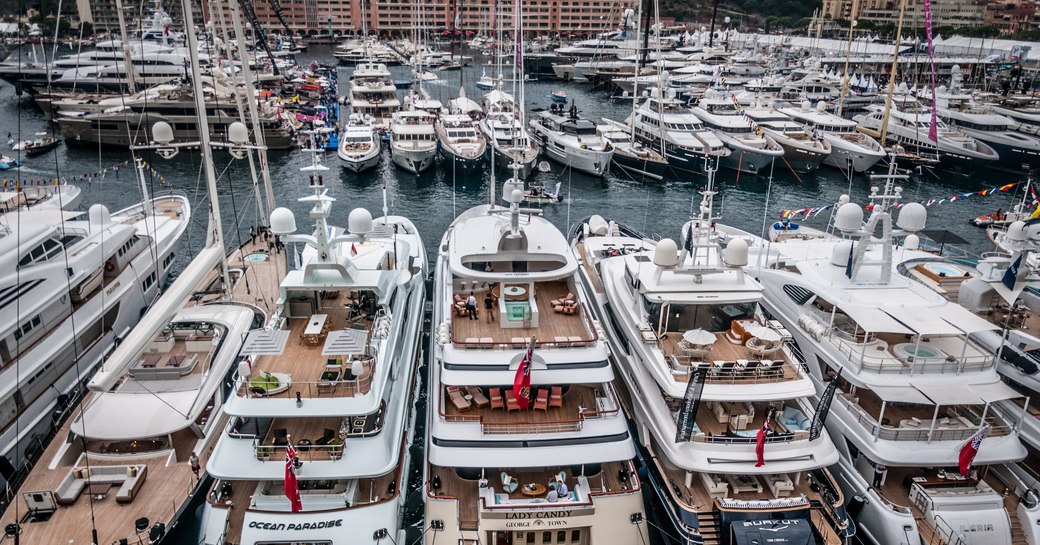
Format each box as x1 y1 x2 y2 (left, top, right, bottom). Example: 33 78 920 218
323 329 369 355
746 324 782 343
682 329 716 346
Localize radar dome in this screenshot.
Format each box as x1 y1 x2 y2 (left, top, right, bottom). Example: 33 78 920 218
151 121 174 144
269 207 296 235
88 204 110 227
511 189 525 204
724 238 748 267
833 202 863 233
903 233 920 250
801 100 811 110
502 179 524 203
815 101 826 112
653 238 679 268
831 240 854 267
896 202 927 232
1025 222 1040 241
838 194 850 205
348 208 373 235
1006 220 1027 241
228 121 249 144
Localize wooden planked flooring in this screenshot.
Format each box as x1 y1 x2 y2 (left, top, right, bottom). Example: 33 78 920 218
441 385 604 426
451 280 593 345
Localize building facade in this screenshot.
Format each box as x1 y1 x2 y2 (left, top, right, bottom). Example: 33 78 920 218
820 0 988 29
201 0 630 36
982 0 1040 35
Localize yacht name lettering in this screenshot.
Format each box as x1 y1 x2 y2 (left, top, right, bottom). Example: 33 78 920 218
959 524 994 533
247 520 344 531
505 511 569 519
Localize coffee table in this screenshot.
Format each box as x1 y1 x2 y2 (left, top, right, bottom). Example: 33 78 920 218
521 483 547 497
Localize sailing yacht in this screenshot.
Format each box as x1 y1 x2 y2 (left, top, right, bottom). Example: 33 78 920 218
389 108 438 174
338 113 382 173
424 181 646 545
620 87 729 175
779 101 885 173
200 169 427 545
597 119 670 181
690 90 785 175
572 165 850 545
854 104 999 175
743 101 831 173
0 190 190 496
480 89 540 179
529 102 614 177
750 164 1037 545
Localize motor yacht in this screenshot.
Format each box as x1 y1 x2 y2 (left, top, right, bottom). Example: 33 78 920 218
200 173 427 545
743 101 831 173
751 164 1037 545
436 108 488 170
925 85 1040 171
389 108 438 174
0 192 190 498
779 101 885 173
529 102 613 177
572 165 851 545
347 62 401 130
424 181 645 545
597 119 670 181
690 90 784 175
338 113 382 173
621 87 729 175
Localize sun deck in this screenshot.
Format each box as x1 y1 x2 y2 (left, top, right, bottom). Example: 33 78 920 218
240 299 378 399
450 280 596 348
658 331 803 385
228 412 383 463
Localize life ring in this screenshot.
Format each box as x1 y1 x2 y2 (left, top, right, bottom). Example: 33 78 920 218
104 261 115 272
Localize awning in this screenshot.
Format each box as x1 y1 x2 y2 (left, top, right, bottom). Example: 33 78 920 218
242 329 290 355
74 391 198 440
940 306 1001 334
872 385 933 405
323 328 369 355
838 305 913 334
912 381 982 405
883 307 963 336
971 381 1022 403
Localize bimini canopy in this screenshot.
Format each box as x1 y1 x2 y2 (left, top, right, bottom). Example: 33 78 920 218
838 305 913 334
871 385 933 405
882 307 963 336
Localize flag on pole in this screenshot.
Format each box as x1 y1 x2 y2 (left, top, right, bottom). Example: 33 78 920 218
513 338 535 409
351 243 358 256
285 442 303 512
958 425 990 477
923 0 938 142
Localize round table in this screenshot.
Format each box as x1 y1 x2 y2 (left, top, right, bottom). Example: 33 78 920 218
503 285 528 301
521 483 547 497
297 439 312 452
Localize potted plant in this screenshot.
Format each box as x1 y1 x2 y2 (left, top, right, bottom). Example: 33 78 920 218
327 438 344 460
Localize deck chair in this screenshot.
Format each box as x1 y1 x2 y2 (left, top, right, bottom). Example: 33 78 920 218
273 428 289 446
534 389 549 411
549 386 563 408
489 387 505 410
317 365 340 394
467 386 490 408
448 387 472 412
505 390 520 411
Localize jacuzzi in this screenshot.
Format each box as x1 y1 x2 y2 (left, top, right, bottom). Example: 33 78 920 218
893 342 947 361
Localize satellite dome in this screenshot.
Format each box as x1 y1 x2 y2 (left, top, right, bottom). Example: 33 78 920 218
653 238 679 268
831 240 854 267
269 207 296 235
1006 220 1027 241
833 202 863 233
88 204 110 227
896 202 927 232
903 233 920 250
801 100 811 111
348 208 373 235
724 238 748 267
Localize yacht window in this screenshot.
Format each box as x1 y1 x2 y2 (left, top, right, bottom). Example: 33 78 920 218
782 284 816 306
18 237 64 266
655 301 756 333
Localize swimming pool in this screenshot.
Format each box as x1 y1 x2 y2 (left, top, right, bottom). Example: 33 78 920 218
244 252 270 262
893 342 946 360
919 262 969 278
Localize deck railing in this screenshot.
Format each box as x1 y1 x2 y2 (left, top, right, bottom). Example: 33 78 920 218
668 356 804 384
831 334 993 375
451 302 600 349
441 383 622 434
839 396 1012 442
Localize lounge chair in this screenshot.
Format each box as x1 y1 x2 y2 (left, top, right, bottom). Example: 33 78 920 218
489 387 505 410
550 292 576 307
505 390 520 411
466 386 490 408
549 386 563 408
534 389 549 411
447 387 472 412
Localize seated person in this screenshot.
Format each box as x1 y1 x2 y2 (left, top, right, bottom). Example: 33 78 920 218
556 479 569 496
546 489 559 502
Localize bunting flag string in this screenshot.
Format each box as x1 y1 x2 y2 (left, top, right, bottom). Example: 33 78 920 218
0 160 171 190
780 181 1026 220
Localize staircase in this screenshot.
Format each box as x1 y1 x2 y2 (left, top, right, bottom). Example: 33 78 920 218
1009 513 1029 545
696 511 722 545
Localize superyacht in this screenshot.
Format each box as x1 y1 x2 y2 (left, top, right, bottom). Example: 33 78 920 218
690 90 784 175
529 102 614 177
779 101 885 173
425 181 645 545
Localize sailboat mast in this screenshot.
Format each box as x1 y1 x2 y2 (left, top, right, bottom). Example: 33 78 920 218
878 0 908 146
114 0 138 94
181 0 233 295
836 0 859 117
